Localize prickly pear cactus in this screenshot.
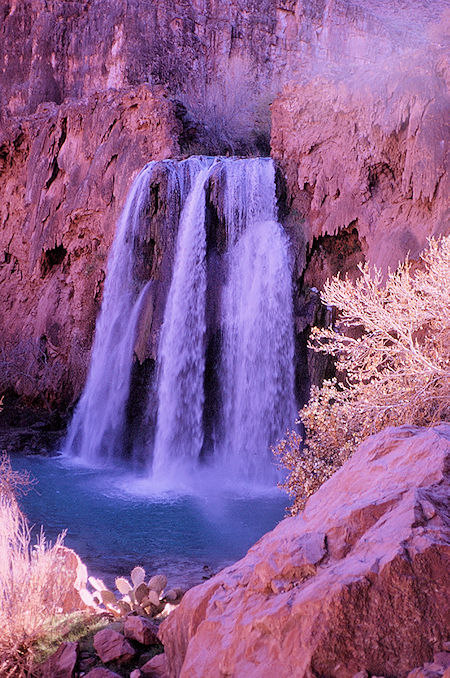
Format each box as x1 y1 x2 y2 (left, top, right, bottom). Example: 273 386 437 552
78 564 182 619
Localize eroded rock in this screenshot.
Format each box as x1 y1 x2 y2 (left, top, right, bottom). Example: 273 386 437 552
159 424 450 678
0 85 179 408
141 653 168 678
93 628 135 664
124 616 159 646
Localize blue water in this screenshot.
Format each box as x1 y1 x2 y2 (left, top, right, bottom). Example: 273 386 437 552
11 454 286 590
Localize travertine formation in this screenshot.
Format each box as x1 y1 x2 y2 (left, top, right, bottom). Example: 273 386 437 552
0 86 179 407
0 0 448 405
272 50 449 280
159 424 450 678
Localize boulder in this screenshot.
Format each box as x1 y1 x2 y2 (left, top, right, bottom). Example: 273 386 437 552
84 669 122 678
124 615 159 645
38 641 78 678
160 425 450 677
93 628 135 664
141 653 168 678
56 546 88 612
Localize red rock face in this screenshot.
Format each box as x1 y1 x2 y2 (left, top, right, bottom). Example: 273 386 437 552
159 424 450 678
0 0 448 406
272 40 449 281
93 627 135 664
0 85 179 407
1 0 445 117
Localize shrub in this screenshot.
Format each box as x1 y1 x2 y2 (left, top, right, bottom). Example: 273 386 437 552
275 236 450 514
178 54 275 156
0 454 72 677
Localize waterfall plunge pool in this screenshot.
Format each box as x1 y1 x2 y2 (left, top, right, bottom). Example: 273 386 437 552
11 453 287 590
11 156 295 592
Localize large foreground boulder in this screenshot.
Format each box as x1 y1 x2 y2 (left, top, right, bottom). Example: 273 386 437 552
160 424 450 677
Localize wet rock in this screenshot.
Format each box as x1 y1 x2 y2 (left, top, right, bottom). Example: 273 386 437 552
38 641 78 678
160 425 450 678
93 628 136 664
124 616 159 645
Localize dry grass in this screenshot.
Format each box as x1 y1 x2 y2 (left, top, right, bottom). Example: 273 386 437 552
0 453 73 677
275 235 450 514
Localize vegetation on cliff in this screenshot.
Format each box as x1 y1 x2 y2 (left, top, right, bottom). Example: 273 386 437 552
276 236 450 514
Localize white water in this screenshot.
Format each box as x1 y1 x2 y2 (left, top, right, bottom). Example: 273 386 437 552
64 163 156 464
65 156 296 490
217 160 296 482
152 158 216 481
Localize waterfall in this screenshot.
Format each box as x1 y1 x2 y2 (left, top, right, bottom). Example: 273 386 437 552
64 158 207 464
152 159 216 480
64 163 156 464
65 155 296 489
218 159 296 482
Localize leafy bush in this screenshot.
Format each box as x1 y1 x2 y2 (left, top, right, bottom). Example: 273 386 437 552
275 236 450 515
0 454 72 677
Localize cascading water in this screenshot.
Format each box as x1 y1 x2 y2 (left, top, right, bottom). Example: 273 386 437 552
64 158 207 464
65 155 296 489
217 159 296 482
64 163 156 464
152 159 216 481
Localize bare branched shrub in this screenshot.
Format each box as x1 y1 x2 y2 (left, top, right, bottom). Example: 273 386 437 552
179 55 275 155
275 236 450 514
0 455 72 677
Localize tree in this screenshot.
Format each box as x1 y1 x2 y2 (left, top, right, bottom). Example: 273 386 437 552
275 236 450 514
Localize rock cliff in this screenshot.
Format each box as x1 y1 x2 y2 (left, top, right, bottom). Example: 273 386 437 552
0 0 448 407
159 424 450 678
3 0 441 117
0 86 179 407
272 47 449 282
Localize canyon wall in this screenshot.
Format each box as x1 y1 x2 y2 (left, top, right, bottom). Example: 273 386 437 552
0 0 448 408
272 49 449 283
0 86 179 407
3 0 440 117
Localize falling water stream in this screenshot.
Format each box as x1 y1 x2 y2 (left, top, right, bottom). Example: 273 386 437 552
16 156 298 584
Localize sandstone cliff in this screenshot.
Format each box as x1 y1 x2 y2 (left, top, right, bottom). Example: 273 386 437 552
0 86 179 407
0 0 448 407
159 424 450 678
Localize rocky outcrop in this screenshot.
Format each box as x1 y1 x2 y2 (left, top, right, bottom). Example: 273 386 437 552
272 36 449 281
0 85 179 408
159 424 450 678
0 0 448 407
